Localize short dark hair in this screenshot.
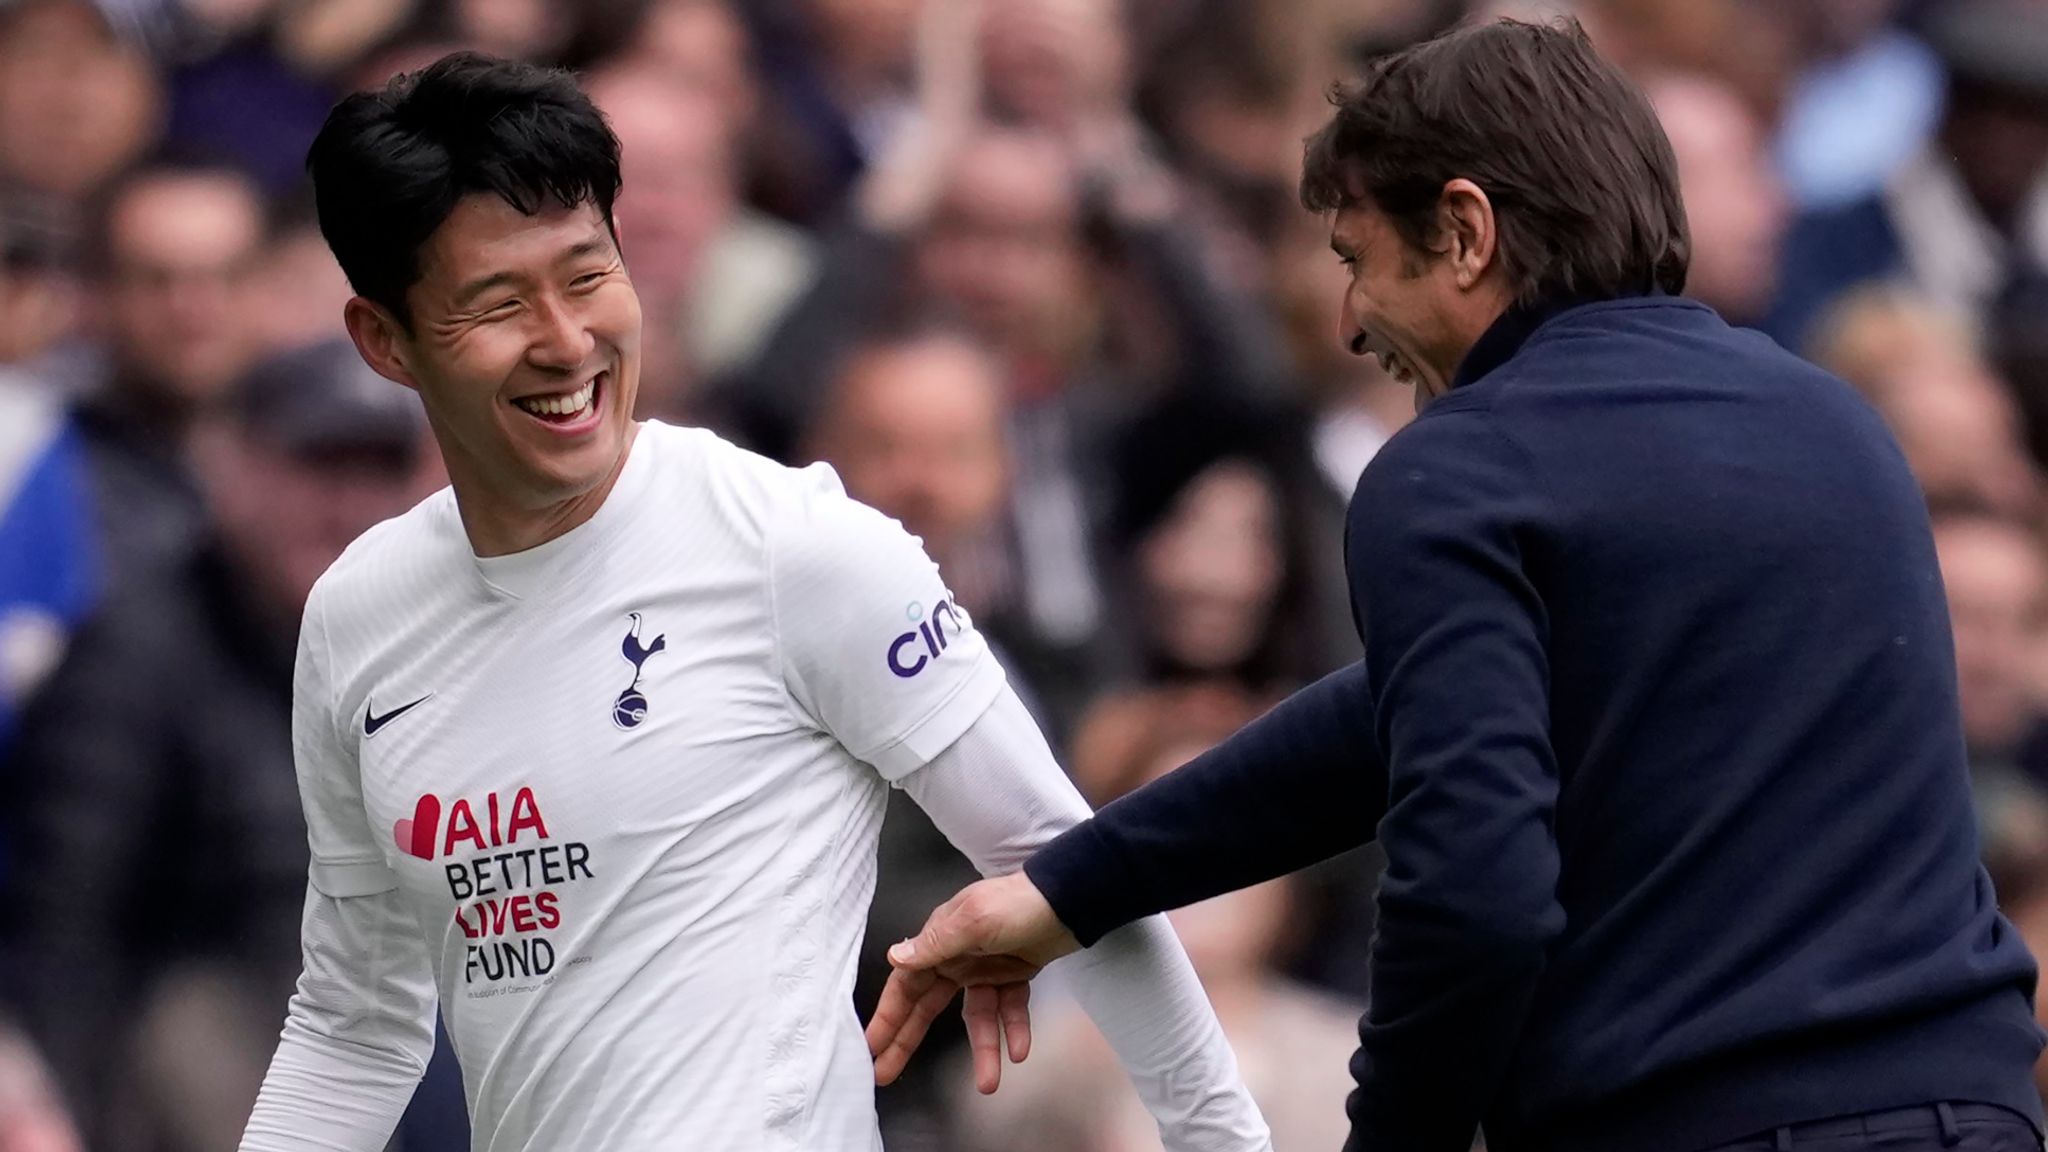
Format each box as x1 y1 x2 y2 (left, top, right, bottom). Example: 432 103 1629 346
1301 17 1688 306
306 51 622 327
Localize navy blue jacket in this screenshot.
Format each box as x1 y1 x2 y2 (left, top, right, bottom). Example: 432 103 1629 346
1027 295 2044 1152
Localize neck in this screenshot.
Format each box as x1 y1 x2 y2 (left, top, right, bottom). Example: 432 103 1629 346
455 421 640 558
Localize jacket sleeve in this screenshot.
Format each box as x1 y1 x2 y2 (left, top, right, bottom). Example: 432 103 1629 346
1 589 178 1120
1024 661 1385 945
1341 408 1565 1152
899 688 1273 1152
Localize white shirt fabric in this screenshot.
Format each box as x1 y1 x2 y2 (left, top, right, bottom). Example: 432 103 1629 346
239 420 1268 1152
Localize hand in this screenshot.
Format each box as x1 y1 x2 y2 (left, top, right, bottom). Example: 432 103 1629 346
865 871 1081 1092
858 0 985 232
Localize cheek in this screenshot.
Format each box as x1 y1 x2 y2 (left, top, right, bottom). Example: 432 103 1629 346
598 283 644 353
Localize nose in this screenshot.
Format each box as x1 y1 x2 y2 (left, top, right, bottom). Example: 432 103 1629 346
526 294 596 372
1338 305 1369 357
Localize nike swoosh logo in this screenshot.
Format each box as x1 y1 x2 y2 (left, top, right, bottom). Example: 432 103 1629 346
364 694 433 737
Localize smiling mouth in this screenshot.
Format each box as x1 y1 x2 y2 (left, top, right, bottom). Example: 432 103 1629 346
513 371 606 425
1375 350 1418 387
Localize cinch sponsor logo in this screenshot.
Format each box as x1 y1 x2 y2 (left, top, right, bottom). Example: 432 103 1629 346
888 598 966 679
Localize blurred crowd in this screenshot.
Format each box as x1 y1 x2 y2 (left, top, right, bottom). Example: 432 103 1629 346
0 0 2046 1148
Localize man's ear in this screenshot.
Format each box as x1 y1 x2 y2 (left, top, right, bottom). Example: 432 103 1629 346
1436 178 1499 292
344 296 420 392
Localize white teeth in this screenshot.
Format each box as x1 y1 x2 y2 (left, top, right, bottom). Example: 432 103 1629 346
515 380 596 419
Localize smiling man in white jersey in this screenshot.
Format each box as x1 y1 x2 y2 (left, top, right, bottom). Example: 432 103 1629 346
235 52 1271 1152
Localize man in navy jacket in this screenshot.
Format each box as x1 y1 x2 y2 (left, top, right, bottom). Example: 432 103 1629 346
866 17 2047 1152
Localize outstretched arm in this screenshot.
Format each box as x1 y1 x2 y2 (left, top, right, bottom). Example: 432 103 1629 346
893 688 1272 1152
1025 661 1383 945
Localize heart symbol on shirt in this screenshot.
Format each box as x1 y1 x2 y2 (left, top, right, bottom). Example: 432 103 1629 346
394 793 441 860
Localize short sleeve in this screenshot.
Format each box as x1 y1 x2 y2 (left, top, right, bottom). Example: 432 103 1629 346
770 464 1008 781
295 587 402 898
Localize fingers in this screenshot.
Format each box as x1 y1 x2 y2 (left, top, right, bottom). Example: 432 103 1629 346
868 969 959 1087
963 985 1003 1095
866 966 936 1058
888 886 982 970
998 982 1031 1063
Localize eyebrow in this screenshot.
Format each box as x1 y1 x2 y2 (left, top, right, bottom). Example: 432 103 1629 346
559 237 613 265
451 271 518 311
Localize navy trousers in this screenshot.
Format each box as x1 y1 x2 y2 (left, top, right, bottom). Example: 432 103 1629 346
1703 1104 2042 1152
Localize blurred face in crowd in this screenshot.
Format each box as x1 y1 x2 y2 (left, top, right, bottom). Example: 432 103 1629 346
916 132 1089 356
635 0 756 136
454 0 571 62
254 224 354 354
812 336 1010 555
589 68 734 306
1936 517 2048 756
1139 460 1285 674
199 429 424 618
1648 73 1785 324
979 0 1127 130
348 197 642 548
1879 367 2042 522
0 0 158 201
102 171 265 409
802 0 919 89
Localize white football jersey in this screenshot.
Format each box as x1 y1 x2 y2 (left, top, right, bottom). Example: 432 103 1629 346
295 421 1007 1150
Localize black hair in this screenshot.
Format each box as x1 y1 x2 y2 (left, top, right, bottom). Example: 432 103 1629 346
1111 393 1332 691
305 51 622 328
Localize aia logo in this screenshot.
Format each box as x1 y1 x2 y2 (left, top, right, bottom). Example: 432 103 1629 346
614 611 666 729
888 599 965 679
394 787 550 861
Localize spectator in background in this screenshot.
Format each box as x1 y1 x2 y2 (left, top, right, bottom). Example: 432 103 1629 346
585 62 816 416
949 685 1359 1152
1812 286 2043 522
1936 513 2048 786
0 196 89 762
248 195 355 355
1 339 427 1152
1769 0 2048 354
750 0 922 218
1930 510 2048 1091
0 383 94 774
1773 0 1943 213
0 0 160 208
1644 71 1788 328
71 157 266 596
732 0 1293 740
1108 400 1336 696
805 328 1018 1149
152 0 350 198
805 328 1013 654
432 0 576 64
1102 395 1377 1001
